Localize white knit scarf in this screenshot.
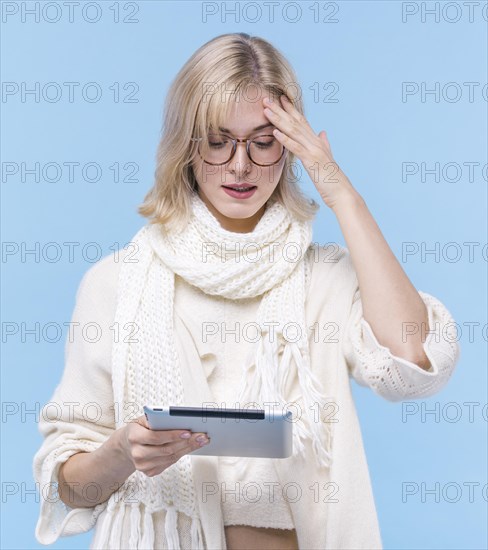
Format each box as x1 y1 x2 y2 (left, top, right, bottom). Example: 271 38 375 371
94 192 334 549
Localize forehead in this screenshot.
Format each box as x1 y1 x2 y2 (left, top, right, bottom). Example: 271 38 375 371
204 84 276 136
215 100 272 135
217 122 274 136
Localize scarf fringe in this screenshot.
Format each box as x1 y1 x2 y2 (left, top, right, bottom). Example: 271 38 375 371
190 514 205 549
94 498 203 550
108 500 126 549
163 504 180 549
128 503 141 548
94 497 117 549
140 505 155 549
290 341 334 468
236 334 335 469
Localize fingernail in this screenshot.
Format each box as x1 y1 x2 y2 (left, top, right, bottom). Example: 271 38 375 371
265 97 273 104
198 438 210 446
180 432 191 439
196 434 207 443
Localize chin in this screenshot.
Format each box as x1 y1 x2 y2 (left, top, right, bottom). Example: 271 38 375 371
220 205 260 219
199 189 266 218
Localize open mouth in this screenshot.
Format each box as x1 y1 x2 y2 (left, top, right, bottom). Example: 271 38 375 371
222 185 257 193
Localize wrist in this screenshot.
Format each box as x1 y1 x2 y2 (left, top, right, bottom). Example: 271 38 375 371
330 188 365 216
94 426 135 478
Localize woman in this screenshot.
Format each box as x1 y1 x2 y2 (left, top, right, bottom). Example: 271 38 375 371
33 33 460 550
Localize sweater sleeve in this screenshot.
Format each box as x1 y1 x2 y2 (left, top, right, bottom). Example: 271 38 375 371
32 257 118 545
343 286 461 401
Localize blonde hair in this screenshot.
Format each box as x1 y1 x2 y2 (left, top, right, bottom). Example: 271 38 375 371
138 32 320 232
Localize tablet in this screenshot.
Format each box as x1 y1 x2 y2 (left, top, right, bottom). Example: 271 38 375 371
143 405 293 459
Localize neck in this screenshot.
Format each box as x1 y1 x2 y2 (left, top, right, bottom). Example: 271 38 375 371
197 192 267 233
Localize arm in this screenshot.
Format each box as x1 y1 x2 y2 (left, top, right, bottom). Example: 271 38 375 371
262 94 455 371
32 256 120 544
58 427 135 508
332 189 431 368
343 282 460 401
58 417 207 508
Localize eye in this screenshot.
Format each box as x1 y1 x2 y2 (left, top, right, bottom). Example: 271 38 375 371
253 135 275 149
208 134 230 148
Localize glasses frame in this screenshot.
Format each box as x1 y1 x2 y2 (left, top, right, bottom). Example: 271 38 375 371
190 133 287 167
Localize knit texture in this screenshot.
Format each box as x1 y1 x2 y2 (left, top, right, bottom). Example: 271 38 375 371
96 192 335 549
32 229 462 549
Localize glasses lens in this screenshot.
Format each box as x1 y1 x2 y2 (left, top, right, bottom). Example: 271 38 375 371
249 135 284 165
199 134 234 164
199 134 284 165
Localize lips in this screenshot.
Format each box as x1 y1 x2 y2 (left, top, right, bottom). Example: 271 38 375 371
222 184 257 190
221 185 258 199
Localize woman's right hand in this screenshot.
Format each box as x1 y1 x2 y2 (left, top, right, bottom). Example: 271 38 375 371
118 414 210 478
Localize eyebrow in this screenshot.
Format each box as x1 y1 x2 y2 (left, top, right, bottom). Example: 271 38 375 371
218 123 274 135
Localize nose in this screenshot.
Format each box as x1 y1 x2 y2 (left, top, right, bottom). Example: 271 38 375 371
227 141 252 173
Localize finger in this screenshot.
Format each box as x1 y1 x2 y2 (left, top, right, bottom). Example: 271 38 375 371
171 434 210 455
272 128 302 157
142 436 207 460
264 97 297 125
140 427 206 446
131 414 150 428
273 95 308 129
173 437 211 461
278 95 303 123
264 100 314 150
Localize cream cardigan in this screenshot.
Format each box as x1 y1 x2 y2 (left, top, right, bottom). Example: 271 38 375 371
33 243 460 549
173 272 295 530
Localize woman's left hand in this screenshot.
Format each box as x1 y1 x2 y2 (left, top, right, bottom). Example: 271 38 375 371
263 95 357 210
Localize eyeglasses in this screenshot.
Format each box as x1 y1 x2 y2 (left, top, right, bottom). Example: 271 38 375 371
190 133 286 166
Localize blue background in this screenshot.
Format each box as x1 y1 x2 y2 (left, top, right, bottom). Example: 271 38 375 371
1 1 486 548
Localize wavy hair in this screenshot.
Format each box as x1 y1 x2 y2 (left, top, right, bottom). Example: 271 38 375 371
138 32 320 232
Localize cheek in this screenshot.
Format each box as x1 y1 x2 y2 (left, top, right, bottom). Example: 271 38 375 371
192 163 222 187
262 164 284 184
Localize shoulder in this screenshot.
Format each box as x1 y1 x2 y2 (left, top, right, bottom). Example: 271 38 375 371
305 242 359 308
75 247 132 306
306 241 357 282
